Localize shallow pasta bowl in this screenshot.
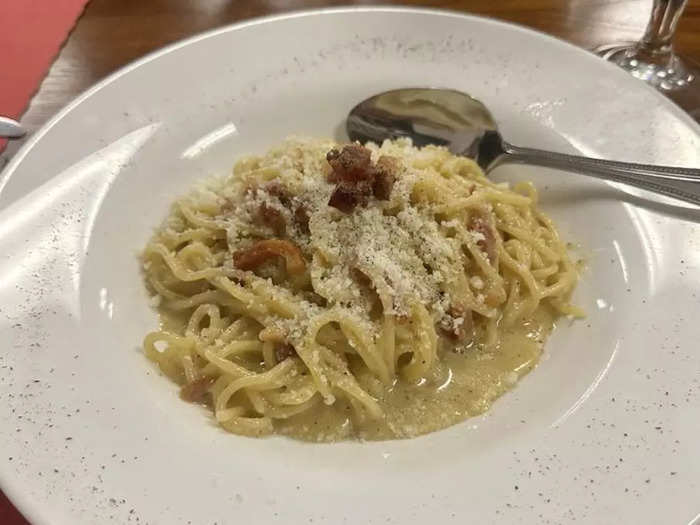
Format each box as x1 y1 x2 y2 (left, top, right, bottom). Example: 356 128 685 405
0 7 699 525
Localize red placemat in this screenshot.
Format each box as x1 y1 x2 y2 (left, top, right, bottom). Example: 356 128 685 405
0 0 90 153
1 488 28 525
1 1 90 518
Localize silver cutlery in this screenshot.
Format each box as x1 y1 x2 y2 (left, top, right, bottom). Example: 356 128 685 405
0 116 25 139
347 88 700 206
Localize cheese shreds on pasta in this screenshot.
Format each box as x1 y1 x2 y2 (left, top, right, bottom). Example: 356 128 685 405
141 137 581 441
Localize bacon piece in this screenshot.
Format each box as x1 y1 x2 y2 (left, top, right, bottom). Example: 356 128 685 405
350 267 372 287
257 202 286 236
293 204 310 234
328 186 363 214
326 145 399 213
439 305 474 343
372 156 397 200
180 376 216 403
233 239 306 275
372 173 394 200
252 182 310 236
325 149 341 182
264 181 292 207
326 145 373 184
275 343 297 363
469 210 498 265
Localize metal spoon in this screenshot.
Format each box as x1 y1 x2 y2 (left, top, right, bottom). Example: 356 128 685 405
347 88 700 206
0 116 26 139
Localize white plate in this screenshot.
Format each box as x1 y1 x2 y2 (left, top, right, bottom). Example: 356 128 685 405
1 7 699 525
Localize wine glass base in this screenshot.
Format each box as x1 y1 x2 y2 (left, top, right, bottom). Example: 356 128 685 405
594 43 694 91
595 43 700 122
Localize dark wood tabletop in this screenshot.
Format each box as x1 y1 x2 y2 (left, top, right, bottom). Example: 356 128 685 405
1 0 699 523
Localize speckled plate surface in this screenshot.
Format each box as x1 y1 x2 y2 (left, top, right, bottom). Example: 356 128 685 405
1 7 699 525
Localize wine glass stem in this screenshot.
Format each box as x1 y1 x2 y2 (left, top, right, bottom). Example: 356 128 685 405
638 0 688 61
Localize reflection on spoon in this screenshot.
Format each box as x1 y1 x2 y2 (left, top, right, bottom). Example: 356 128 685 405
347 88 700 206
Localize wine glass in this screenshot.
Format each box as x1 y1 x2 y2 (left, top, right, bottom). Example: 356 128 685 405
595 0 700 120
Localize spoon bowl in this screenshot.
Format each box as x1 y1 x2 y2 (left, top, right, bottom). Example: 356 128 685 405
347 88 500 168
347 88 700 206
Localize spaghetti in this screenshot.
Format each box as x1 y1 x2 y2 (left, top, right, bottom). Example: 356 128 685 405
141 137 581 441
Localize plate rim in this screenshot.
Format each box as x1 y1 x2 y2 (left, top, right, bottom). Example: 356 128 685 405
1 5 699 203
1 7 699 525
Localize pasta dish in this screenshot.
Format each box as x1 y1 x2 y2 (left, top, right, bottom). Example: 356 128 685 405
141 137 580 441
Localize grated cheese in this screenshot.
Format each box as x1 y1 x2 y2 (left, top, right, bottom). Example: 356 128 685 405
219 136 493 339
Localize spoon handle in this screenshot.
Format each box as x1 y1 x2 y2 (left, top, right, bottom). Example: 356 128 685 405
501 143 700 206
0 116 25 139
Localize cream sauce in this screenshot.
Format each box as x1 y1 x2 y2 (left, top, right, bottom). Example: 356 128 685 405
276 306 555 441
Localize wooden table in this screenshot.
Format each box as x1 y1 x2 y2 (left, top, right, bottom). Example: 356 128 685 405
1 0 699 522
